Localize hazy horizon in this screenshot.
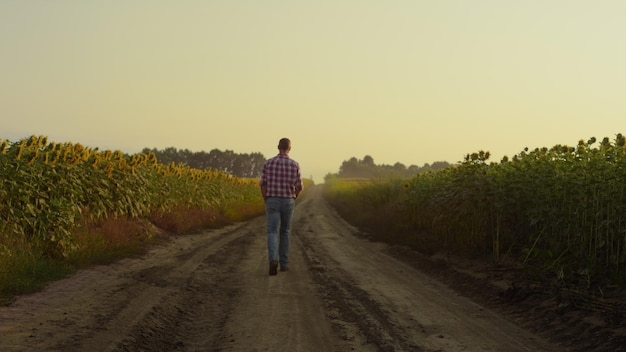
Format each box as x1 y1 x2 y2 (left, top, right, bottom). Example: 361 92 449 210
2 1 624 183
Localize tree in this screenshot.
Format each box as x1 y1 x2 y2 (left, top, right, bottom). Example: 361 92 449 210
335 156 452 178
143 147 266 177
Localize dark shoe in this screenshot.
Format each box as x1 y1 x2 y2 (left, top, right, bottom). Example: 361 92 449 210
280 266 289 272
269 260 278 276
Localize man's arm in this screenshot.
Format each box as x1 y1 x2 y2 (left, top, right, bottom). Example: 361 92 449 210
294 170 303 199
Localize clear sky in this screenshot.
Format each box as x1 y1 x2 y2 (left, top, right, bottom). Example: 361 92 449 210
1 1 624 183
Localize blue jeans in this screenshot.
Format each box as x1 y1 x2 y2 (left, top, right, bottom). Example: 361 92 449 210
265 197 295 267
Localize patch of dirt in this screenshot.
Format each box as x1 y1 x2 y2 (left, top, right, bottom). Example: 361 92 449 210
1 185 624 351
386 245 626 352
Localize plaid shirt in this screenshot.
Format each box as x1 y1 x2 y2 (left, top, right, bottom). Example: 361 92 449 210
260 153 303 198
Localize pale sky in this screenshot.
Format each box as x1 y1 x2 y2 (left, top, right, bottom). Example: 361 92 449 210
1 1 624 183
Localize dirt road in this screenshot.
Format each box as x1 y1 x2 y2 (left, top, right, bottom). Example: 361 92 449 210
0 185 599 351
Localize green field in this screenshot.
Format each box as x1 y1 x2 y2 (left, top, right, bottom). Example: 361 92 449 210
325 134 626 287
0 135 265 303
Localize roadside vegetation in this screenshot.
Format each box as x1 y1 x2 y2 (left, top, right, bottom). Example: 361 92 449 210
0 135 267 304
324 134 626 289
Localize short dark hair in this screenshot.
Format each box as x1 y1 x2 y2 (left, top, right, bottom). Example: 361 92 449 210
278 138 291 150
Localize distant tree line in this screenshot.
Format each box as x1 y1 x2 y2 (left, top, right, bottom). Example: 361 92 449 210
142 147 266 178
335 155 451 178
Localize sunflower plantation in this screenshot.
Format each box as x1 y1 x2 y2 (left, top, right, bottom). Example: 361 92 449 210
0 135 264 301
325 134 626 287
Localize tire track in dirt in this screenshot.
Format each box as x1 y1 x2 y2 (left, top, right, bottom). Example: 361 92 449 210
296 211 422 351
296 192 427 351
293 186 563 352
0 222 255 352
115 231 253 352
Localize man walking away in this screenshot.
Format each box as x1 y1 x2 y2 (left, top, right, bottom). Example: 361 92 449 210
260 138 303 276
